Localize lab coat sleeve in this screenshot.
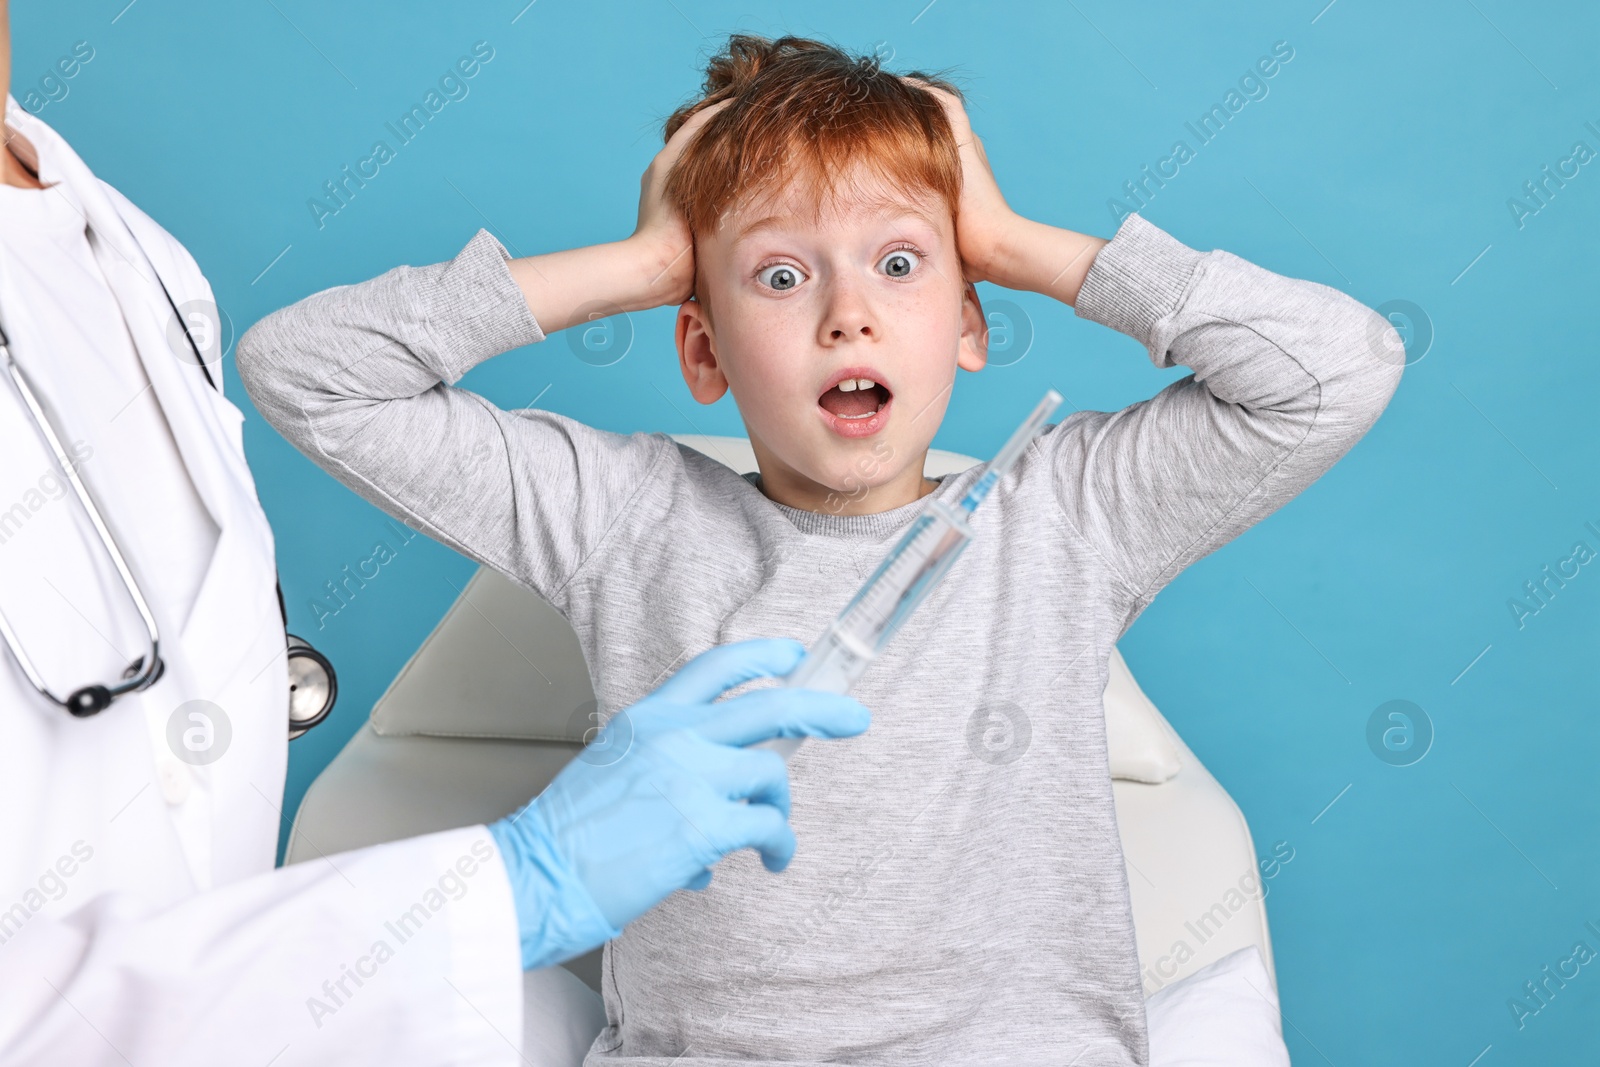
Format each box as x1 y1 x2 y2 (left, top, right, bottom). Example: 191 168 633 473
236 230 672 609
0 826 524 1067
1039 213 1405 636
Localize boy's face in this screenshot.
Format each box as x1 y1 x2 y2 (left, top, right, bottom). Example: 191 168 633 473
675 165 989 514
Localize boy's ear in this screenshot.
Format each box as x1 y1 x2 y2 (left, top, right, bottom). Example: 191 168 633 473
676 297 729 404
957 278 988 373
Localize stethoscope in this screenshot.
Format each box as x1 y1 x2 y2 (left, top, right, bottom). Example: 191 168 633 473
0 291 336 736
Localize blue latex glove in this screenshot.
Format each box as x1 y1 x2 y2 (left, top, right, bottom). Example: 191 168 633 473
488 637 871 970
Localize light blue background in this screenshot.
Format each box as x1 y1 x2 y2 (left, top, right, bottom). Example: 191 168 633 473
13 1 1598 1062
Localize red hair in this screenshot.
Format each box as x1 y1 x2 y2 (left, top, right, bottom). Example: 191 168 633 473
662 34 967 243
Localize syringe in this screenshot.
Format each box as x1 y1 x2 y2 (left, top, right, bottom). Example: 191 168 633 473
753 389 1064 760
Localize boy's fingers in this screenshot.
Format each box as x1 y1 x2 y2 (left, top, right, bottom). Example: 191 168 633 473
668 97 732 152
920 82 968 129
692 97 732 124
650 638 805 706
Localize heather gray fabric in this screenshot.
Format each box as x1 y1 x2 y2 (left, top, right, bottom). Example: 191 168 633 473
238 212 1402 1066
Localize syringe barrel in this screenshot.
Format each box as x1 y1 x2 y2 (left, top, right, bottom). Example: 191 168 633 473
785 624 873 694
860 498 973 651
747 389 1056 765
750 630 866 760
753 499 973 761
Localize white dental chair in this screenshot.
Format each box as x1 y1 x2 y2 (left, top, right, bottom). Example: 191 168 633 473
287 434 1277 1046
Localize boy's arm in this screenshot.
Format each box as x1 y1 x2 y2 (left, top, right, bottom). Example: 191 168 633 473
237 102 718 604
236 229 677 606
1009 212 1405 628
924 88 1401 625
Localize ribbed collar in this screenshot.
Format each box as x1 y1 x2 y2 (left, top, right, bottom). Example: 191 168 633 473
742 464 983 539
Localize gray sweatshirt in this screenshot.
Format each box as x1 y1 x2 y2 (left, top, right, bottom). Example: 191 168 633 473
238 213 1402 1066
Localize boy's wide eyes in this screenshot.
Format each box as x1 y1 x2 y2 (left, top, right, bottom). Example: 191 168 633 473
758 264 805 291
754 247 924 292
880 248 920 278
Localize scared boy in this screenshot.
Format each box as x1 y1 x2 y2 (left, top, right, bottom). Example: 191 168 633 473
241 32 1403 1067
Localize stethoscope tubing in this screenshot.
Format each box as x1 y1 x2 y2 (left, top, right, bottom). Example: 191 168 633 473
0 315 164 711
0 230 334 732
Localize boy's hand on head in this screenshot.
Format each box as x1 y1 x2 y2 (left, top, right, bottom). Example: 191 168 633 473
916 82 1106 304
629 98 731 308
504 99 734 334
917 84 1024 287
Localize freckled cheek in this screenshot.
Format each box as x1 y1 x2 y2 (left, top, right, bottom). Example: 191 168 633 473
892 298 963 415
720 327 815 419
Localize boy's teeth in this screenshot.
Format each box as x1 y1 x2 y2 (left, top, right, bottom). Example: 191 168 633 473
818 377 885 420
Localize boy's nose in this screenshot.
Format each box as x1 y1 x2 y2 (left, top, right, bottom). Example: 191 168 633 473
821 279 878 343
828 320 874 342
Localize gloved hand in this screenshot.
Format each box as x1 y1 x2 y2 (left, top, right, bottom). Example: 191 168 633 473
488 637 871 970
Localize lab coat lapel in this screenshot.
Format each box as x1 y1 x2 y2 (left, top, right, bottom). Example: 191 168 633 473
13 103 279 677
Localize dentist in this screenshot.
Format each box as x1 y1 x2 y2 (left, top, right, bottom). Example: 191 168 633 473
0 7 867 1065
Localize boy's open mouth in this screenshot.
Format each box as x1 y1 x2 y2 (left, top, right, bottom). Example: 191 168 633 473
817 369 894 438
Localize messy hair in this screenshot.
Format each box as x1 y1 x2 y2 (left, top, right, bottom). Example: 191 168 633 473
662 34 966 243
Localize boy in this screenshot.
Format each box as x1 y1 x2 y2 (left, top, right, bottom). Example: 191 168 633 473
240 33 1403 1067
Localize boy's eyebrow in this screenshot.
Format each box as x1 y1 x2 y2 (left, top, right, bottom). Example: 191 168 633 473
732 203 945 244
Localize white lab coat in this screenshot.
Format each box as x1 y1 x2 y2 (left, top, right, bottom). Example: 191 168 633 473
0 98 523 1065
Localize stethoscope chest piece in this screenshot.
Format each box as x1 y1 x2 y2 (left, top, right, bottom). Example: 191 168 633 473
286 635 336 740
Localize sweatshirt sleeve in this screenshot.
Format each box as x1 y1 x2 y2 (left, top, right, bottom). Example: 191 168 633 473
236 229 672 609
1042 213 1404 634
